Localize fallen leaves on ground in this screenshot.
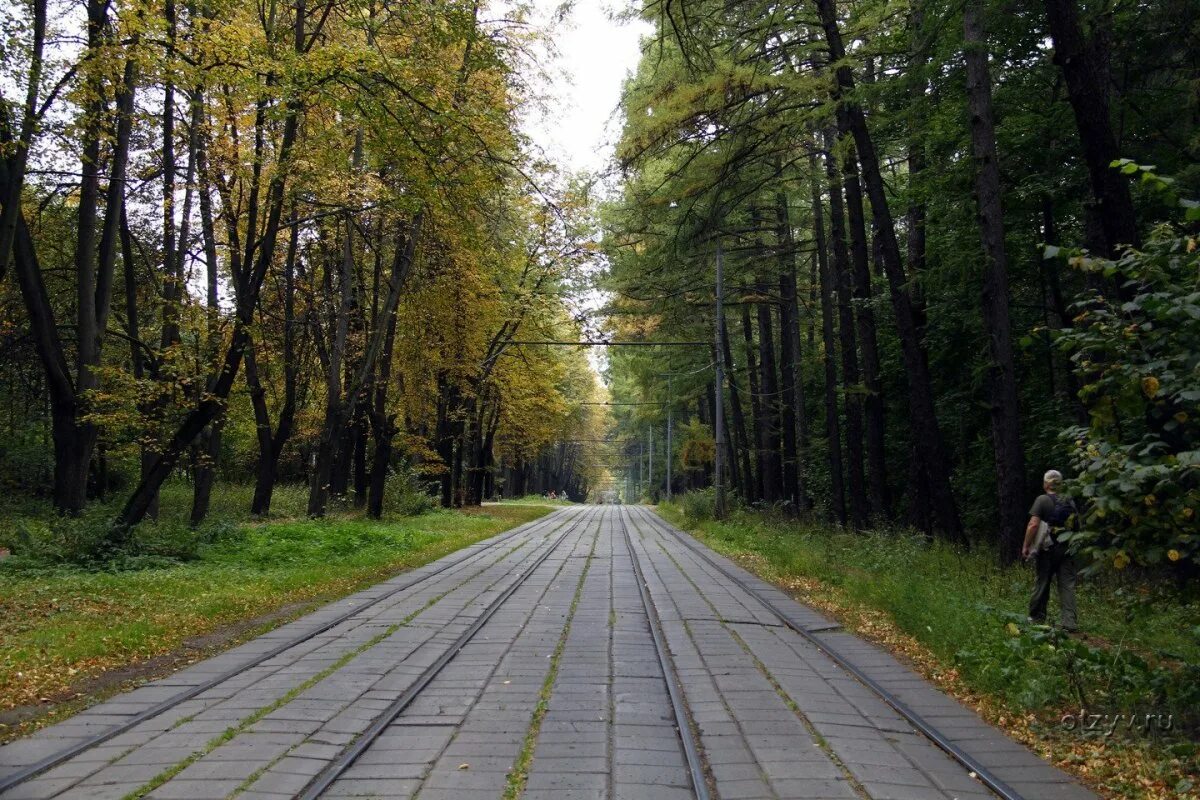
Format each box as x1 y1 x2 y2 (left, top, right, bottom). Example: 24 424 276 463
701 537 1197 800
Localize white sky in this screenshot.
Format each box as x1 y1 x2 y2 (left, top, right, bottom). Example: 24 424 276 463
518 1 652 177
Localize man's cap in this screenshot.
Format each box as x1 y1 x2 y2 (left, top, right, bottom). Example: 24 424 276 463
1044 469 1063 485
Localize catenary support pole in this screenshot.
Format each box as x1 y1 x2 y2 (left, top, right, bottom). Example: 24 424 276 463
648 425 653 501
666 375 673 503
714 240 727 519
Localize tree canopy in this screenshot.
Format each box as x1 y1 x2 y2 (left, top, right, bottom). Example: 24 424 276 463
599 0 1198 575
0 0 612 540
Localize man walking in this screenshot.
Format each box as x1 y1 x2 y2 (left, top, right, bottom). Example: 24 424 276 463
1022 469 1080 631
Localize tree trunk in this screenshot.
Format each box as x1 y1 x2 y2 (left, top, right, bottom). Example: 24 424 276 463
247 344 278 516
1042 0 1139 259
837 119 889 521
811 156 846 525
740 301 766 503
755 281 783 506
189 421 221 526
822 130 867 528
774 188 808 510
352 410 368 506
813 0 964 540
721 317 755 503
309 221 355 517
366 219 420 517
190 116 222 528
965 0 1028 563
247 215 300 517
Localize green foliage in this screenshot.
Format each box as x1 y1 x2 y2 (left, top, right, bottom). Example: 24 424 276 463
677 417 715 472
5 508 237 570
661 496 1200 716
678 486 719 522
383 467 437 517
1053 174 1200 574
7 508 118 567
957 612 1200 723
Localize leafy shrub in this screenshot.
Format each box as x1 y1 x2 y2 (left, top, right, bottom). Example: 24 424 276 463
8 507 118 565
384 466 437 517
2 507 235 570
1051 164 1200 575
957 609 1200 732
677 487 718 523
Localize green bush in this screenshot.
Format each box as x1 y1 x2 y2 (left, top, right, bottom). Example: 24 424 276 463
384 467 437 517
2 507 236 570
678 487 718 523
8 507 116 565
1051 166 1200 575
957 610 1200 727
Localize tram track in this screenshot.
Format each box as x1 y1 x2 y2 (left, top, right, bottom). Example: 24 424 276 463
294 506 602 799
0 507 589 798
629 506 1025 800
616 507 712 800
0 505 1093 800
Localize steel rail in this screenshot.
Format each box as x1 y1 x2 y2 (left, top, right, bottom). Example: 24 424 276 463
296 506 600 799
632 507 1025 800
0 508 578 795
617 508 712 800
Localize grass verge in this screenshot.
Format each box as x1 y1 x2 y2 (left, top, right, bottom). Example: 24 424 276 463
655 501 1199 800
0 486 549 741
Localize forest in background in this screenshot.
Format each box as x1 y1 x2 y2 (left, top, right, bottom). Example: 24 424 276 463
601 0 1199 575
0 0 613 552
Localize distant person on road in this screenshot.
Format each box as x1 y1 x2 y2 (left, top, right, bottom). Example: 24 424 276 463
1022 469 1080 631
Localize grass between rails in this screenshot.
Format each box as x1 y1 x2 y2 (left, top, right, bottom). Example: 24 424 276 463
124 536 542 800
0 483 550 740
654 500 1200 800
502 519 597 800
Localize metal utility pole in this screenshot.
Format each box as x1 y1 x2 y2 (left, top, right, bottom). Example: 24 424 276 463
666 375 673 503
637 442 643 501
648 425 654 502
714 240 727 519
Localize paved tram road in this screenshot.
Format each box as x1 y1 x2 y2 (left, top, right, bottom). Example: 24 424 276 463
0 506 1097 800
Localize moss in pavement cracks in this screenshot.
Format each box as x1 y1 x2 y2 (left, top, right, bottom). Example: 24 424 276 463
503 520 599 800
124 536 543 800
654 502 1200 799
0 498 549 732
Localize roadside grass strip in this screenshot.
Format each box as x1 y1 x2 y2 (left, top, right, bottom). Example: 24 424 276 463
0 503 552 742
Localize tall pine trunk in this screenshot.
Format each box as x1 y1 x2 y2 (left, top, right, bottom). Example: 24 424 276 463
811 156 846 525
813 0 964 540
836 119 888 520
756 279 783 505
774 187 808 510
741 301 766 503
822 131 867 528
720 317 755 502
965 0 1027 562
1042 0 1139 259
